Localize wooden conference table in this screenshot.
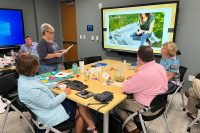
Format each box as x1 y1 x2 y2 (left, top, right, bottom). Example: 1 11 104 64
53 59 136 133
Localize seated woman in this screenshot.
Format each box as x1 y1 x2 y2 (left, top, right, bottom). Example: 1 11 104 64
16 54 97 133
160 42 180 81
130 13 160 46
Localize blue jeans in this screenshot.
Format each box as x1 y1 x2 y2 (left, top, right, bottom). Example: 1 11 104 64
130 33 151 45
140 33 151 45
38 64 58 74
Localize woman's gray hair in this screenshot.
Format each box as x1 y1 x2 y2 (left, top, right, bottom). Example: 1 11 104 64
163 41 178 57
40 23 53 35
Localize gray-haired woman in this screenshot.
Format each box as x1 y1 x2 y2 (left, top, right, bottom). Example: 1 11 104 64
37 23 63 74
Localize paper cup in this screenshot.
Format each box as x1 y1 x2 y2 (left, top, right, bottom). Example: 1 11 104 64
58 84 66 90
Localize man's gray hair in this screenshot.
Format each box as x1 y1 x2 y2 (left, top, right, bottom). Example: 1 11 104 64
40 23 53 35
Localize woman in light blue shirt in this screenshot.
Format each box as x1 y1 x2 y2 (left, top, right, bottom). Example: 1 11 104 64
160 42 180 81
16 55 97 133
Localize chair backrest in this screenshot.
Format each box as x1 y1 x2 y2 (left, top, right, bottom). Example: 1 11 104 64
84 56 102 65
150 92 168 113
0 71 18 98
17 97 75 133
63 60 79 70
17 97 37 120
179 66 187 82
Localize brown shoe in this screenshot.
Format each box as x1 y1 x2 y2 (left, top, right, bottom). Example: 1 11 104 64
186 112 198 124
124 128 141 133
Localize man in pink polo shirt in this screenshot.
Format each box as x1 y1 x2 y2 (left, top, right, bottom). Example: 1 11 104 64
114 46 168 133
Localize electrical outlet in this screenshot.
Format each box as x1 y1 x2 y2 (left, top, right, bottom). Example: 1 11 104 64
98 3 102 9
96 36 99 41
91 35 94 41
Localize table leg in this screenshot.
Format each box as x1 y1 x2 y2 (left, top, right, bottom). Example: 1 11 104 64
103 112 109 133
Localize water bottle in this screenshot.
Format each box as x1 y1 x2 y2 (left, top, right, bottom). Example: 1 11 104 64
72 63 78 74
86 69 90 80
11 49 14 57
84 69 90 81
79 59 84 74
114 65 124 82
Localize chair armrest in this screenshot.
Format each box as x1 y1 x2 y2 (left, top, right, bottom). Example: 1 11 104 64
122 107 150 129
195 103 200 109
8 90 18 98
32 119 62 133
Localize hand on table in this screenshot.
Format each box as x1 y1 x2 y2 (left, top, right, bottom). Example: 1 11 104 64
64 88 71 95
57 83 71 95
20 52 30 56
135 66 140 72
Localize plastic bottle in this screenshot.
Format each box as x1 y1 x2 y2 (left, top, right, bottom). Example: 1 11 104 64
86 69 90 80
115 65 124 82
11 49 14 57
79 59 84 74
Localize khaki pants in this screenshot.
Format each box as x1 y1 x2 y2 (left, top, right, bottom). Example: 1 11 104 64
186 79 200 115
114 99 160 132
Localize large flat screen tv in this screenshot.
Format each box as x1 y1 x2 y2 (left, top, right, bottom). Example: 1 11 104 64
102 1 179 54
0 8 25 49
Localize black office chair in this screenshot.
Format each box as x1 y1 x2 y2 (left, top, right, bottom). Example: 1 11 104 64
17 97 75 133
63 60 79 70
84 56 102 65
165 66 188 113
122 92 172 133
0 70 18 101
0 70 25 111
187 103 200 132
0 71 35 132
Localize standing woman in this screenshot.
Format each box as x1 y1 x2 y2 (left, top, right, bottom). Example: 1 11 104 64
37 23 63 74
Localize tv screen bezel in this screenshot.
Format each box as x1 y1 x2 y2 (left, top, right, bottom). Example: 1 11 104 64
0 8 25 49
101 1 179 54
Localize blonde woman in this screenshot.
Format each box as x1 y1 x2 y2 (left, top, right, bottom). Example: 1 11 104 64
160 42 180 81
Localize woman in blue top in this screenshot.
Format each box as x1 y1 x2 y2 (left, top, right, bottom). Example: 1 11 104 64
160 42 180 81
16 55 97 133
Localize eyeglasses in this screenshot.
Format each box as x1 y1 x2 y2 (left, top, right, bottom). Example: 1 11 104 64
46 31 54 34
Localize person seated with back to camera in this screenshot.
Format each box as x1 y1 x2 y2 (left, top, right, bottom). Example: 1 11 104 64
19 36 38 57
16 54 98 133
185 74 200 122
160 42 180 89
114 46 168 133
